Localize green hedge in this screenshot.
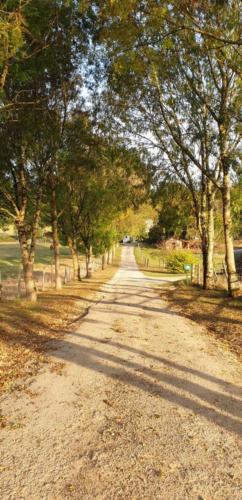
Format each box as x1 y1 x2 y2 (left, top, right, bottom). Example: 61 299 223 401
166 249 198 273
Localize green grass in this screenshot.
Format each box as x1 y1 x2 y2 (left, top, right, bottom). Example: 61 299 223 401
134 245 225 275
0 241 121 279
0 241 74 278
134 246 185 278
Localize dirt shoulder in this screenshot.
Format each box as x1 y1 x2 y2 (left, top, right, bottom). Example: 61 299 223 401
161 283 242 360
0 256 120 399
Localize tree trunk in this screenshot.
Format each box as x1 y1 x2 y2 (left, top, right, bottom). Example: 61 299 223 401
68 237 81 281
222 171 240 296
206 182 215 289
102 253 106 270
17 223 37 302
50 176 62 289
200 176 208 289
86 246 92 278
112 245 115 261
107 249 112 265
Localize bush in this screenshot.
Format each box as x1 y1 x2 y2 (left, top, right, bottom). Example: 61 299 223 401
166 249 198 273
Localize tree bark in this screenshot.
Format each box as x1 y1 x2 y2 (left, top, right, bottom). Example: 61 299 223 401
222 170 240 296
68 237 81 281
17 222 37 302
50 175 62 289
218 83 240 296
206 182 215 289
14 160 41 302
200 176 208 289
107 249 112 265
102 253 106 270
85 245 92 278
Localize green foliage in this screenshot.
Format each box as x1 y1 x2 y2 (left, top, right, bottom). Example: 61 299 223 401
148 182 195 242
166 249 198 273
57 110 150 255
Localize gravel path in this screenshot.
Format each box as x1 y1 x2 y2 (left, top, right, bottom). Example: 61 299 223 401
1 246 242 499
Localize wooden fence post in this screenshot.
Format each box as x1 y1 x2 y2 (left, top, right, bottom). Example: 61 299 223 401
191 264 194 284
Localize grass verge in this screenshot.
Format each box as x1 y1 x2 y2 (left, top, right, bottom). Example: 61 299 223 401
0 241 74 278
0 250 120 398
134 246 185 279
161 282 242 360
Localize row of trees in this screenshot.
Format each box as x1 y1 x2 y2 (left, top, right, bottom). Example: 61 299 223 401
0 1 148 301
148 180 241 244
88 0 241 296
0 1 241 299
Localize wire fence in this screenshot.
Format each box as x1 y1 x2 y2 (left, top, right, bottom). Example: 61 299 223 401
140 253 242 287
0 256 103 300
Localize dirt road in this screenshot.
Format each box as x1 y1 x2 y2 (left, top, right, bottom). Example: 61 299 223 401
1 246 242 499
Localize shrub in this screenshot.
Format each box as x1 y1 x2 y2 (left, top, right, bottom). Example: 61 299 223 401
166 249 198 273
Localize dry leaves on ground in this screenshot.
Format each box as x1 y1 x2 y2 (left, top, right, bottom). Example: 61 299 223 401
162 283 242 359
0 261 119 396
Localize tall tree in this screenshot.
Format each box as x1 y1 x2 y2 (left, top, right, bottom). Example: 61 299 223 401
89 0 241 295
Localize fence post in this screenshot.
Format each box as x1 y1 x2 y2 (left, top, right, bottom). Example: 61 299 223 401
191 264 194 284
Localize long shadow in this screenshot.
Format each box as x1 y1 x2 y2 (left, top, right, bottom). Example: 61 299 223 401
101 286 242 327
65 329 242 396
48 334 242 438
54 333 242 417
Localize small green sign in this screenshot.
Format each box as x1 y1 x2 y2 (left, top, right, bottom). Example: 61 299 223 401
183 264 192 272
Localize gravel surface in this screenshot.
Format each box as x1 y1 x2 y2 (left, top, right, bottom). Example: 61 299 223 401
1 246 242 499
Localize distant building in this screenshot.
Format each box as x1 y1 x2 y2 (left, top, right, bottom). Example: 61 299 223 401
158 238 182 250
122 235 132 243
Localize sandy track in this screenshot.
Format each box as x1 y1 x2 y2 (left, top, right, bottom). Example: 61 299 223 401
1 246 242 499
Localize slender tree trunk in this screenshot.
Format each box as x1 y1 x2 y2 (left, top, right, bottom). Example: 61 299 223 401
68 237 81 281
85 245 92 278
107 249 112 265
50 176 62 289
102 253 106 270
112 245 115 261
200 176 208 289
218 100 240 296
14 161 39 301
222 170 240 296
17 222 37 302
206 182 215 289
